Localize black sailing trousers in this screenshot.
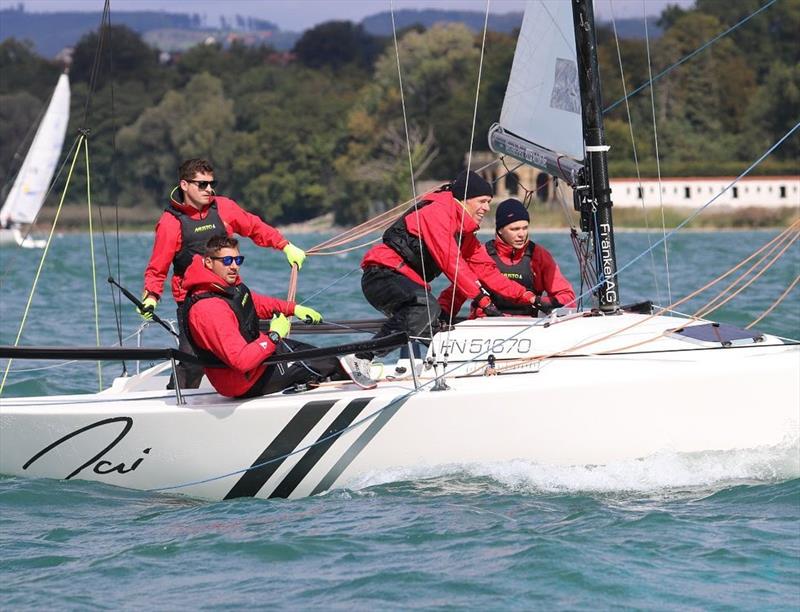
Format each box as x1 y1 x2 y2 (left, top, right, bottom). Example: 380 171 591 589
238 339 343 398
360 265 442 357
172 305 205 390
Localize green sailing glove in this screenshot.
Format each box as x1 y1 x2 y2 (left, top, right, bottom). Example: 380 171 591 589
269 313 291 339
283 243 306 269
137 294 158 321
294 304 323 324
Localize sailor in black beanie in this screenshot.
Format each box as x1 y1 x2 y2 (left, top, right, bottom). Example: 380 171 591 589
440 197 576 317
355 170 541 367
450 170 494 202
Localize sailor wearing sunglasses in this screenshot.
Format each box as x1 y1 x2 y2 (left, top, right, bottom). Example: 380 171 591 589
181 235 344 398
139 158 307 389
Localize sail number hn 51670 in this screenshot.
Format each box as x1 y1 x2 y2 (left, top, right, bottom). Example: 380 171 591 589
440 338 532 355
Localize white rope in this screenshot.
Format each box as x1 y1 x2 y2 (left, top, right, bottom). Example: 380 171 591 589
643 0 673 309
389 1 437 344
609 0 662 307
445 0 492 339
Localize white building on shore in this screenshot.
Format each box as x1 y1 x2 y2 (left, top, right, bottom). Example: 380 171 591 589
610 176 800 209
468 151 799 210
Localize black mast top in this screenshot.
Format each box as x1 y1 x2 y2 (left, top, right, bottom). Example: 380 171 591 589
572 0 620 311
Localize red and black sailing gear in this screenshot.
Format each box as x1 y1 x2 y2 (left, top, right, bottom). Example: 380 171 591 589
182 255 296 398
361 190 532 307
143 190 289 304
440 237 576 317
166 201 227 278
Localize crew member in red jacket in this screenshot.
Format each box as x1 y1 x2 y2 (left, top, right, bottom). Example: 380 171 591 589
182 236 341 398
356 171 539 364
440 198 575 317
139 158 306 388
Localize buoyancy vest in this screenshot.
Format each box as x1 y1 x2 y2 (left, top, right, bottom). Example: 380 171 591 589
181 282 260 366
166 202 228 277
382 197 464 283
382 200 442 282
485 239 537 314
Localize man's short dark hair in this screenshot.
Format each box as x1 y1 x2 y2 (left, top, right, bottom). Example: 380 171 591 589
179 158 214 182
204 235 239 256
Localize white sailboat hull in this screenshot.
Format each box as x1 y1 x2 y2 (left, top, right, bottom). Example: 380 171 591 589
0 227 47 248
2 314 798 500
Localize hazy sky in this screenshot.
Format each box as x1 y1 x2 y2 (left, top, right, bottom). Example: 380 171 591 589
1 0 695 31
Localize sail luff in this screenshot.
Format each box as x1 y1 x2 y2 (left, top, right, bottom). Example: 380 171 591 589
0 73 71 227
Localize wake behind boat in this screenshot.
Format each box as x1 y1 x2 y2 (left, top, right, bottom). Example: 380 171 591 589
1 0 798 501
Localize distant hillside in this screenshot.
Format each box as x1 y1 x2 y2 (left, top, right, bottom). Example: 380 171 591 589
0 5 662 59
0 6 284 56
361 9 525 35
361 9 663 39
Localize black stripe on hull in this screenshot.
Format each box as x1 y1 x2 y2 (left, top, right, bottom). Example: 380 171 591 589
310 395 409 496
269 397 372 499
224 400 335 500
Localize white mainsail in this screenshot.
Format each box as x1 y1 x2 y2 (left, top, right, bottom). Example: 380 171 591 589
0 73 70 228
498 0 583 162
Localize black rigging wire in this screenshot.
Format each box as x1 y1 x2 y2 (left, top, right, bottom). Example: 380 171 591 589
89 2 127 374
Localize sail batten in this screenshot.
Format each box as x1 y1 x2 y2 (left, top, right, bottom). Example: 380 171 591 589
495 0 584 163
0 73 70 228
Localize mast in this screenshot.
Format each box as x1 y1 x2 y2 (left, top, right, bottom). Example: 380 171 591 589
572 0 620 311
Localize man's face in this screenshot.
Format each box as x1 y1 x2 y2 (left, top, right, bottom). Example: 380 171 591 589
180 171 215 210
497 220 529 249
204 247 241 285
463 195 492 225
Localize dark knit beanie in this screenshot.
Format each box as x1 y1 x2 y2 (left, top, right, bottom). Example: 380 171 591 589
450 170 493 200
495 198 530 230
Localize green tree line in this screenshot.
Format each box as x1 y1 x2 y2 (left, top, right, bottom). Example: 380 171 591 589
0 0 797 226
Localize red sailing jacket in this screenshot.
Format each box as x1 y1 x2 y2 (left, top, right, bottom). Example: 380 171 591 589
361 191 531 305
439 237 577 316
183 256 295 398
143 192 289 304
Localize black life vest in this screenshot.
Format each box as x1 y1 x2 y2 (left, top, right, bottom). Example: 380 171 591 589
181 282 260 366
166 201 228 277
382 198 463 283
485 239 537 315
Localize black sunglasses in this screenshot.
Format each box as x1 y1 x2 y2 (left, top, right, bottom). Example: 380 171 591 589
186 179 218 190
209 255 245 266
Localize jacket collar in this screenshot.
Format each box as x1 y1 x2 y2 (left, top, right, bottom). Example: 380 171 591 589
169 185 215 214
182 254 241 295
429 190 480 234
493 236 530 262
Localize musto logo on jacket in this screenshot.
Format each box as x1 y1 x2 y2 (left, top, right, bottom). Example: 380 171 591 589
167 202 228 276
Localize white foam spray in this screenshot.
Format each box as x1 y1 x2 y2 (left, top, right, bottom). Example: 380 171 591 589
344 437 800 495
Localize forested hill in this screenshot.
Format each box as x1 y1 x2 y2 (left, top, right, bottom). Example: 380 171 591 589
0 0 797 226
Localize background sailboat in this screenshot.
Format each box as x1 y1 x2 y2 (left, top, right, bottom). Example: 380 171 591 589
0 72 70 249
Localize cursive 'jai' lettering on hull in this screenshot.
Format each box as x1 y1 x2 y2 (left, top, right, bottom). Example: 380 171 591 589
23 416 151 480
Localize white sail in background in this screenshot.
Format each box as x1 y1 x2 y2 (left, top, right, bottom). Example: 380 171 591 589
498 0 583 161
0 73 70 227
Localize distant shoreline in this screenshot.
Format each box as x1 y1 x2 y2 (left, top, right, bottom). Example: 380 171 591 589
29 205 798 235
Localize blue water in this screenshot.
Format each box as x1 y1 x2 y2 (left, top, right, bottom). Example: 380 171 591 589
1 230 799 608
